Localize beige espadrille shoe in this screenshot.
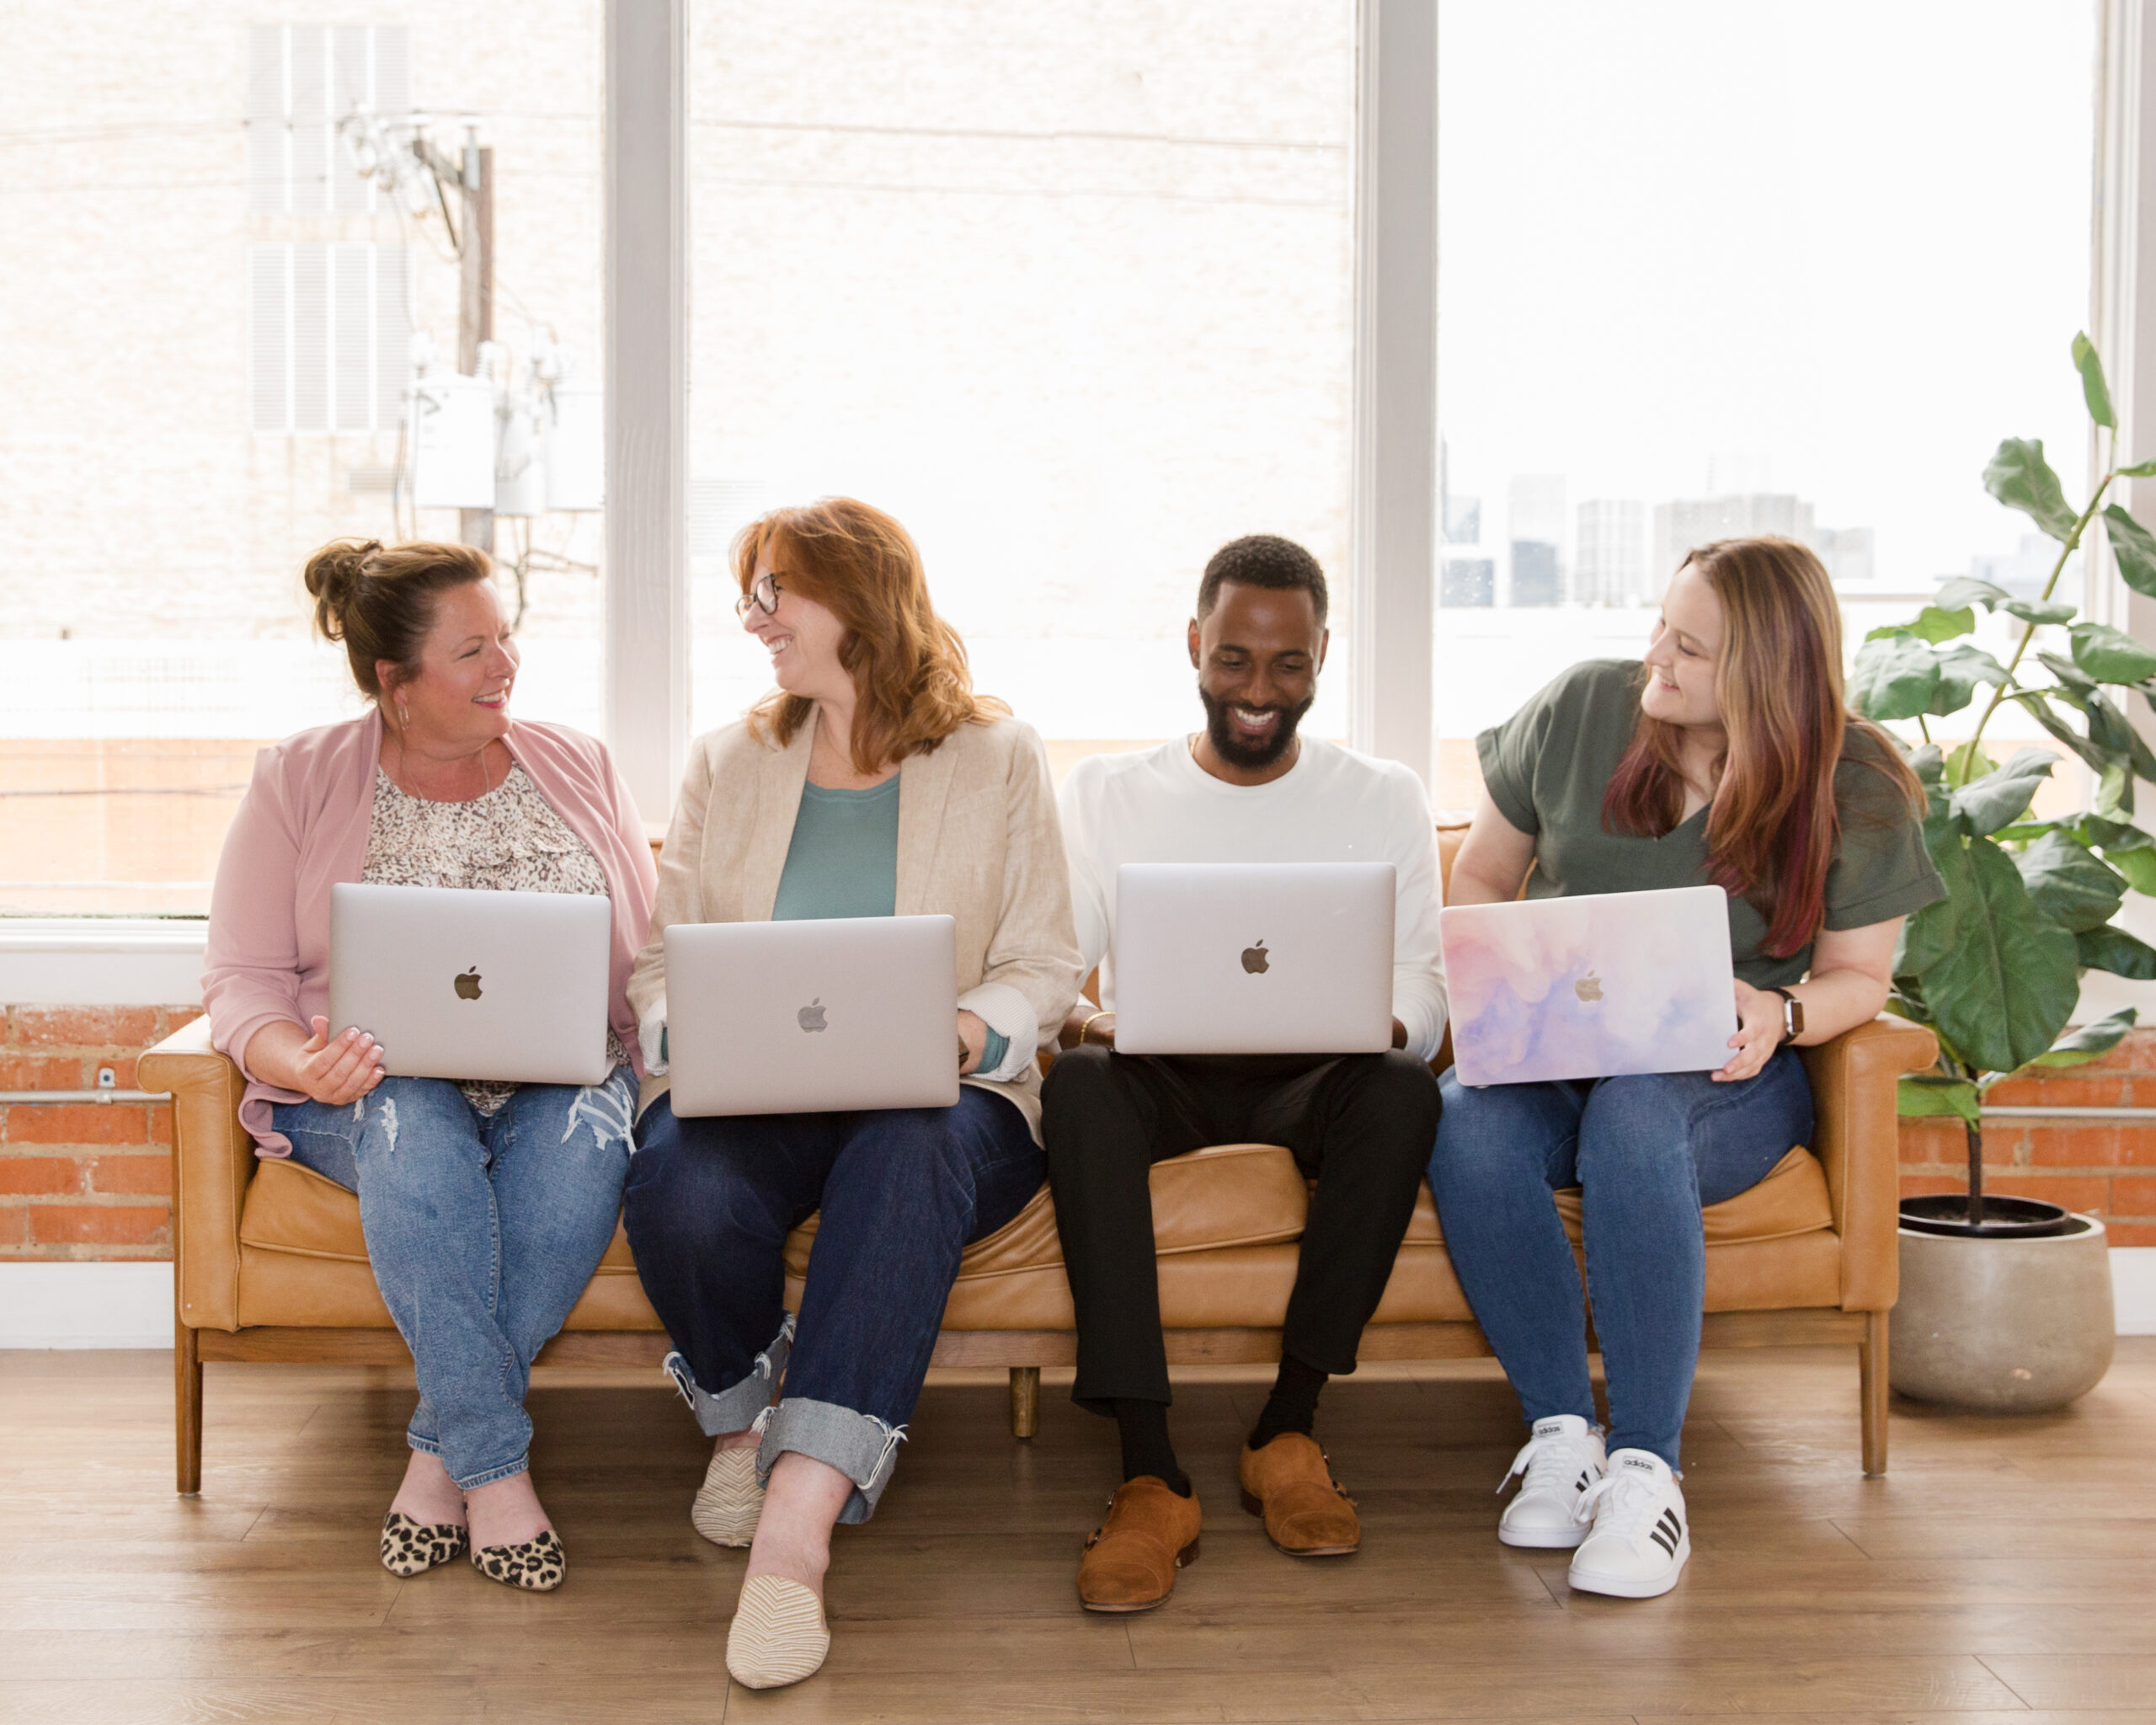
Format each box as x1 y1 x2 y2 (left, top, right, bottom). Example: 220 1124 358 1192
725 1574 830 1689
691 1441 766 1548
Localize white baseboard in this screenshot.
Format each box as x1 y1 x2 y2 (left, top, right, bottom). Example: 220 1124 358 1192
5 1252 2155 1350
0 1263 173 1348
2113 1247 2156 1335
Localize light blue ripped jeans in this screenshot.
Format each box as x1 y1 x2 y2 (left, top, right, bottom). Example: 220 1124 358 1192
272 1068 636 1489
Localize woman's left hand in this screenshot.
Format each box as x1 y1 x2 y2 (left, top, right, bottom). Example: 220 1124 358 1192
1716 980 1784 1083
957 1009 988 1076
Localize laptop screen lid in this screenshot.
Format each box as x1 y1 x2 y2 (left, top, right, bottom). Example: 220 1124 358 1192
329 883 614 1086
1111 862 1395 1056
1439 884 1735 1087
664 915 961 1117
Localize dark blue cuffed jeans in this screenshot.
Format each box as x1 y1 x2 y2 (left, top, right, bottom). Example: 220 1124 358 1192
1428 1048 1814 1471
624 1086 1043 1523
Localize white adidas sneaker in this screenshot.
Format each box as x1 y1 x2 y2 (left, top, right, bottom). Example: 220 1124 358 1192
1567 1447 1689 1598
1496 1414 1607 1549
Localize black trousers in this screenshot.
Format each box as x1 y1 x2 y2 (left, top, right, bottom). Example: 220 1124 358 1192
1041 1045 1442 1413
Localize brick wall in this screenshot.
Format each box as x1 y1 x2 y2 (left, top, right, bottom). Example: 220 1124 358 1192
4 1005 2154 1261
0 1006 195 1260
1897 1027 2156 1246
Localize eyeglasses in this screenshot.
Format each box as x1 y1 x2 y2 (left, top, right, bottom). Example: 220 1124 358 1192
734 572 784 621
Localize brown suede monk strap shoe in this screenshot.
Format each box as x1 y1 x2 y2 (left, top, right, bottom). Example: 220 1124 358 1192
1078 1477 1203 1613
1238 1433 1360 1557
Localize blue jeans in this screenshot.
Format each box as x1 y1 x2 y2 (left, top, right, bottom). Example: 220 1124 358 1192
1428 1048 1813 1471
624 1087 1043 1524
273 1068 637 1489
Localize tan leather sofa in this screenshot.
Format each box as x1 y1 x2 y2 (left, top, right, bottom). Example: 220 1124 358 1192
142 827 1937 1494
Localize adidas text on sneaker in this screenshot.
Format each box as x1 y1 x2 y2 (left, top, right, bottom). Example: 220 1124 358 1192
1567 1447 1689 1599
1496 1414 1607 1550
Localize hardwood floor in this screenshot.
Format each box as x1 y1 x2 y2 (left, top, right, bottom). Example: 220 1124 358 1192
3 1343 2154 1723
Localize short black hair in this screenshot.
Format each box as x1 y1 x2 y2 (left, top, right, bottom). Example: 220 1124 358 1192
1195 534 1329 626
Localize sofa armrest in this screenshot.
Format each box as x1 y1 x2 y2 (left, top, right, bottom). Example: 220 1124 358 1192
139 1017 255 1333
1797 1013 1937 1312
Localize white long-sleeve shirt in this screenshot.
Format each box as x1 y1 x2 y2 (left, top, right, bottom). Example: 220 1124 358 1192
1059 736 1449 1062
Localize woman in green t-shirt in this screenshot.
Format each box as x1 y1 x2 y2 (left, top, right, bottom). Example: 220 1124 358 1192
1429 536 1941 1601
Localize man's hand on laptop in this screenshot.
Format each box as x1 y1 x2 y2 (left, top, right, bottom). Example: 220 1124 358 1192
1059 1007 1115 1052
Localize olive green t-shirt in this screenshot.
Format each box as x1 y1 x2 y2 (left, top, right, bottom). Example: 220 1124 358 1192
1477 659 1945 989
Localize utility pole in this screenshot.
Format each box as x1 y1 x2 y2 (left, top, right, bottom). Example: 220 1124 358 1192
410 120 494 552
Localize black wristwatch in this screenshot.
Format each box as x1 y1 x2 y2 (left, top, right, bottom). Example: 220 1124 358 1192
1767 986 1804 1041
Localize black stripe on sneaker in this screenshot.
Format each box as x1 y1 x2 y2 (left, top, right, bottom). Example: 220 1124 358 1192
1651 1525 1677 1555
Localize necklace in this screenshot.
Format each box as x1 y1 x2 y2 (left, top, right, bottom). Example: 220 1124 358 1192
392 732 503 803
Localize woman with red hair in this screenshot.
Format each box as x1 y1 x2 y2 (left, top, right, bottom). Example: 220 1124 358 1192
623 498 1081 1688
1430 537 1940 1599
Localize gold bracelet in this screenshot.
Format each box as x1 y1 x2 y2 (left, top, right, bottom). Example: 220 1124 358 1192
1079 1010 1112 1047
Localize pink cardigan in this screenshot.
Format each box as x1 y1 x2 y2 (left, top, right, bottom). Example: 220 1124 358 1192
204 708 658 1156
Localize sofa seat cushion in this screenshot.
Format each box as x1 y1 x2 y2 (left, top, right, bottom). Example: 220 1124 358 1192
780 1140 1308 1281
1396 1145 1833 1247
236 1156 659 1331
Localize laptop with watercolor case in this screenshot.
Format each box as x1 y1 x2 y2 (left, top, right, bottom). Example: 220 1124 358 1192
1439 884 1736 1087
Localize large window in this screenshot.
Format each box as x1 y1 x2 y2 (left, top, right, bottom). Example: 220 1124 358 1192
1433 0 2098 813
0 3 606 915
685 0 1359 774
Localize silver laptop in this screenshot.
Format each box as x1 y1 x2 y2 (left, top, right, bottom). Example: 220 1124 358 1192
1110 862 1396 1056
329 883 615 1086
664 915 962 1116
1440 884 1736 1087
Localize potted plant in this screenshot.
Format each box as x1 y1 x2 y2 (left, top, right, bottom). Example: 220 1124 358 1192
1851 333 2153 1411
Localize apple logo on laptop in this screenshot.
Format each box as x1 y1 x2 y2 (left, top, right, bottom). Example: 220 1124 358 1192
798 998 828 1033
1574 969 1603 1004
1241 941 1270 975
455 967 483 1001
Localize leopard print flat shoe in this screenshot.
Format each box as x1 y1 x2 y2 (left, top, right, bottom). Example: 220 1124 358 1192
379 1511 468 1577
470 1529 566 1592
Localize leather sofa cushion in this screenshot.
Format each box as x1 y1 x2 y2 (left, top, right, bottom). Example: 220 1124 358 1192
233 1131 1838 1332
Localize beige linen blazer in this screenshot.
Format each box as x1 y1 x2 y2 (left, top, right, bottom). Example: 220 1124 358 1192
628 708 1084 1140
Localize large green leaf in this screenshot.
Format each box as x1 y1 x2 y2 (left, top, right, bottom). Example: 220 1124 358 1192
2070 620 2156 684
1935 576 2010 612
2116 458 2156 478
2023 692 2122 781
1930 643 2011 717
1916 834 2081 1075
2031 1007 2137 1068
1849 632 1940 721
1898 1075 1981 1124
1950 747 2057 836
1896 893 1961 975
2078 923 2156 978
2004 596 2078 626
2103 505 2156 599
1913 605 1977 643
2015 830 2127 932
1985 438 2081 542
2074 332 2118 430
2086 692 2156 783
2037 649 2099 698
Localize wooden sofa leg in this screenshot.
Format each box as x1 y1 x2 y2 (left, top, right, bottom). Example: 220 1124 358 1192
1860 1309 1888 1478
1009 1366 1040 1440
175 1311 202 1496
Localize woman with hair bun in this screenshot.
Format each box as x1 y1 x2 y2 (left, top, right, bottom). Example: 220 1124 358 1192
203 540 655 1592
1430 537 1942 1599
624 497 1082 1689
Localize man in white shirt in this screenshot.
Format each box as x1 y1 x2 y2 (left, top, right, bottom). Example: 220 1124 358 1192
1044 535 1446 1614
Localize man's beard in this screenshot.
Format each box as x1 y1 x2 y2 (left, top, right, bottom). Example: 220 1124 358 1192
1198 686 1315 772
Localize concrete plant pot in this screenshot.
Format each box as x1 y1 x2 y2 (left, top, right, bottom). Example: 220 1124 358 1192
1892 1214 2115 1413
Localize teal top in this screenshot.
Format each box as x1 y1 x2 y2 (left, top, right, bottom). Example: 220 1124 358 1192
771 777 903 922
768 775 1006 1073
